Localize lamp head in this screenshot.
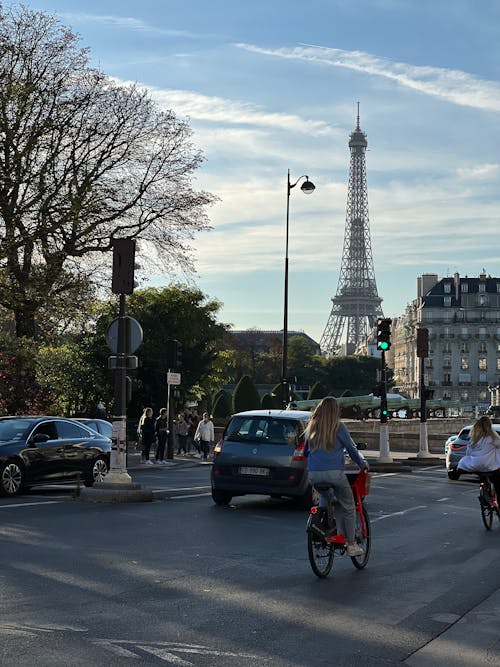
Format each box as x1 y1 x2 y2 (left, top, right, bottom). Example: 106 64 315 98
300 178 315 194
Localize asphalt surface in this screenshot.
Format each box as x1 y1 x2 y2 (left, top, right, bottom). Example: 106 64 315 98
122 447 499 666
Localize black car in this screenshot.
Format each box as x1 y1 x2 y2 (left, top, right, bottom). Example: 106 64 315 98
0 416 111 496
74 418 113 439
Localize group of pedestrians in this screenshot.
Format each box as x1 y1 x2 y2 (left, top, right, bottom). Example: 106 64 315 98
137 407 215 464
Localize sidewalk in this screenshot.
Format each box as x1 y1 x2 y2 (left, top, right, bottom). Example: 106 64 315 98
126 449 210 471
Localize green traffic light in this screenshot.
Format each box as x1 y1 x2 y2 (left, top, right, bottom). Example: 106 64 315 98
382 409 388 415
379 341 389 350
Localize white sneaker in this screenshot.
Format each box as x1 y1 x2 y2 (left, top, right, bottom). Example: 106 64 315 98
347 543 364 557
145 460 154 466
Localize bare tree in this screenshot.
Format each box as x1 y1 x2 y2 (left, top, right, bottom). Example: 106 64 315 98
0 5 214 338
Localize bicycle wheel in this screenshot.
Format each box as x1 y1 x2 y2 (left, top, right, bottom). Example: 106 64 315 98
480 487 494 530
307 530 334 578
351 504 371 569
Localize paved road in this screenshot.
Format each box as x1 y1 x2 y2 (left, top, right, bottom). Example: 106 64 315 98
0 463 498 666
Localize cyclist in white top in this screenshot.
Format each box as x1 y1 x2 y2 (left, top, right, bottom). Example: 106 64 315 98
458 415 500 500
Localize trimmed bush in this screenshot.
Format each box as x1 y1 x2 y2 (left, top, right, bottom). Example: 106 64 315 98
307 381 328 400
212 390 232 418
232 375 261 413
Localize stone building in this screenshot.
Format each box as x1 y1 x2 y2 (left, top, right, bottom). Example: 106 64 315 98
391 271 500 414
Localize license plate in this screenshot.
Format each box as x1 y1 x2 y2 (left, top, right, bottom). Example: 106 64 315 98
239 466 269 476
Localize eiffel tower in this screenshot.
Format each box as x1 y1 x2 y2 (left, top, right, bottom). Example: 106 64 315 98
320 105 383 356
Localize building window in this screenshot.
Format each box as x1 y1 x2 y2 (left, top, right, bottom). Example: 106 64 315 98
479 283 486 293
443 391 452 399
444 296 451 307
443 373 451 384
479 390 488 401
479 372 488 383
497 358 500 371
461 390 469 401
443 358 452 369
460 342 469 353
497 283 500 293
479 342 487 353
444 283 451 294
478 294 489 306
461 357 469 370
461 283 468 293
443 342 451 353
479 358 487 370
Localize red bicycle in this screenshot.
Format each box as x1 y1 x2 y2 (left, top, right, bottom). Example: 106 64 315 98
307 470 371 578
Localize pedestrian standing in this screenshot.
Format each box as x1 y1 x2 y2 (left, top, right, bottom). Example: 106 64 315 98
138 407 155 465
194 412 215 461
187 409 200 455
175 414 189 455
155 408 168 464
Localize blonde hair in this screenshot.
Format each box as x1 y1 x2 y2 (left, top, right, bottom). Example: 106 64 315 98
139 407 153 426
304 396 341 451
470 415 500 446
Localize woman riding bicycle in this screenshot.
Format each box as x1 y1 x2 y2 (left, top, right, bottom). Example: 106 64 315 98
304 396 369 558
458 415 500 500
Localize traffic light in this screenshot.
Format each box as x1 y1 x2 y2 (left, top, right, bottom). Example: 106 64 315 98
111 238 136 295
166 339 182 369
376 318 392 351
416 328 429 358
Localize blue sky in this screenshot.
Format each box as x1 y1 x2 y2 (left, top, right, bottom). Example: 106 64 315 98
22 1 500 342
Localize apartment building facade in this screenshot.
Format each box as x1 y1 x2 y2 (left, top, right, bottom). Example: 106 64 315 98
391 271 500 414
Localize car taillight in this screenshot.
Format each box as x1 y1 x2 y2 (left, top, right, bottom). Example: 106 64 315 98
450 443 466 451
292 441 306 461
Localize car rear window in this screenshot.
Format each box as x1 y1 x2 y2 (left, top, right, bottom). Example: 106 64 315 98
225 417 304 446
457 428 470 441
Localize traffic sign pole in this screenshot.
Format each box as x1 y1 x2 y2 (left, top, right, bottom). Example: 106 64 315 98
106 293 133 485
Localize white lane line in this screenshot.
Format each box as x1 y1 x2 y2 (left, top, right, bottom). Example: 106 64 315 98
436 497 450 502
168 492 212 499
0 501 65 509
371 505 427 523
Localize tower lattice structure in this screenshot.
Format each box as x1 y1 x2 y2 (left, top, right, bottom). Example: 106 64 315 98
320 107 383 356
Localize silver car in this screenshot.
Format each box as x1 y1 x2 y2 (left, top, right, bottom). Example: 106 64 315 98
211 409 312 507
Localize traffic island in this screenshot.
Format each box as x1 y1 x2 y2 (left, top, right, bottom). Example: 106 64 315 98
367 460 413 473
401 457 445 467
77 482 153 503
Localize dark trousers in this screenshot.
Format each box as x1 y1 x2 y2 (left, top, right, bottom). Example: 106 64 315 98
481 470 500 501
142 435 154 461
200 439 210 459
156 433 167 461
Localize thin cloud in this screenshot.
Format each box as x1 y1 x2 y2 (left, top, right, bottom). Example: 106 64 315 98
117 81 337 136
236 43 500 112
61 13 208 39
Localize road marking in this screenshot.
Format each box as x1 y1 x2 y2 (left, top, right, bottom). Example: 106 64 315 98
0 500 66 509
436 497 450 502
168 492 212 499
371 505 427 523
92 639 268 665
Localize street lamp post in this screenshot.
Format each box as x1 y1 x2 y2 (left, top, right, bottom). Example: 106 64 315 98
281 169 315 408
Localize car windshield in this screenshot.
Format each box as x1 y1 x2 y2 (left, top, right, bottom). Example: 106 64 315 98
226 417 302 445
457 428 471 441
0 419 34 442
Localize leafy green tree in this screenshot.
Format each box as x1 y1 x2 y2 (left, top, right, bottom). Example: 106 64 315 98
96 285 228 416
232 375 261 413
324 355 380 395
0 5 214 339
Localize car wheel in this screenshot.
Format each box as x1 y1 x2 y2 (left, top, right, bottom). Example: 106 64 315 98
211 488 232 506
0 460 24 496
447 470 461 481
84 456 109 487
